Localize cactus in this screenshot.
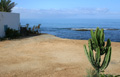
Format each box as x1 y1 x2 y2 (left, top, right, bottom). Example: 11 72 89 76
84 27 112 74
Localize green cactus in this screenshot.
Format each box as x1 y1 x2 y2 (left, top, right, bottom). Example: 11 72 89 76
84 27 112 74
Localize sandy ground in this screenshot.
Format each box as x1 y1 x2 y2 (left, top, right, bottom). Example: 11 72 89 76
0 34 120 77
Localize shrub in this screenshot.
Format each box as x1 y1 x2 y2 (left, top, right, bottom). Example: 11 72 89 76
20 24 41 36
5 27 20 39
0 37 5 41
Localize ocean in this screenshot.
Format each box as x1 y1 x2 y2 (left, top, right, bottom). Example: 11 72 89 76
21 19 120 42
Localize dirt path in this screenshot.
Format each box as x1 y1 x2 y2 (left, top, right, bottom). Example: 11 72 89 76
0 34 120 77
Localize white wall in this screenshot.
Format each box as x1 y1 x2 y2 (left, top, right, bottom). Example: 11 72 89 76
0 12 20 37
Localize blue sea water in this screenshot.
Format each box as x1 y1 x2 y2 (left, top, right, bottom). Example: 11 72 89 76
21 19 120 42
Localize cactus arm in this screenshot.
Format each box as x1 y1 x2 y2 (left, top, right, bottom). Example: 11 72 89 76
106 39 111 47
100 47 112 71
100 54 106 71
89 48 97 69
103 47 112 70
102 28 105 47
100 29 105 55
91 30 94 40
84 45 92 64
95 47 101 72
96 27 100 44
96 27 100 41
101 29 105 43
94 31 98 47
84 45 89 58
100 29 104 46
106 47 112 68
88 40 95 63
95 47 100 67
84 45 96 69
91 30 98 48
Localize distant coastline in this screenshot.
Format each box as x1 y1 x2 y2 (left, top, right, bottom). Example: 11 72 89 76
21 19 120 42
71 28 120 31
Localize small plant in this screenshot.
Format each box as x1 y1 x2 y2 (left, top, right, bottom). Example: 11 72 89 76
31 24 41 34
84 27 112 74
86 69 120 77
86 69 99 77
38 24 41 29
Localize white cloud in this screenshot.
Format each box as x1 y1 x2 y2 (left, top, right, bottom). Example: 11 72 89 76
12 7 120 19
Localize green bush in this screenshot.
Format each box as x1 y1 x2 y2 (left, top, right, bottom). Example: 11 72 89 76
5 27 20 39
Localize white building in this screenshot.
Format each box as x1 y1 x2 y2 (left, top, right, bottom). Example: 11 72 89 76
0 12 20 37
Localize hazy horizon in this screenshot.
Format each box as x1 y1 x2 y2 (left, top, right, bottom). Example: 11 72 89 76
12 0 120 19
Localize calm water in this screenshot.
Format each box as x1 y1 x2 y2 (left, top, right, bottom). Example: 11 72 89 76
21 19 120 42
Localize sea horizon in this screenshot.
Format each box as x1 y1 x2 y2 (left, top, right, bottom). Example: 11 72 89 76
20 19 120 42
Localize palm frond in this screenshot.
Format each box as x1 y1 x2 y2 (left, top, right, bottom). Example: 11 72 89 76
0 0 16 12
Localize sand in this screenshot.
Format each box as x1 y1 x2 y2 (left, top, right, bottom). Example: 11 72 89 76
0 34 120 77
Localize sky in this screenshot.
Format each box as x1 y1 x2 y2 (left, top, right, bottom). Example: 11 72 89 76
12 0 120 19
